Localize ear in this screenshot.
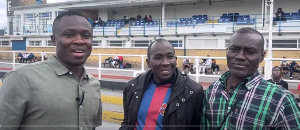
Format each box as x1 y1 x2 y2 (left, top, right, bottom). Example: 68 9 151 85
259 51 266 63
51 35 56 46
146 59 150 68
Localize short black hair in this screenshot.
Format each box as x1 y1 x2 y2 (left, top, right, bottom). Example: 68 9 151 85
230 27 265 51
52 11 89 34
147 39 174 59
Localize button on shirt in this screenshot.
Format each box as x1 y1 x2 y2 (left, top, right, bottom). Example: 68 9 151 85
0 55 102 130
202 71 300 130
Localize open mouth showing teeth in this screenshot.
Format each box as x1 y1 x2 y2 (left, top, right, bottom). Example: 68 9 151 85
73 50 85 53
162 70 170 74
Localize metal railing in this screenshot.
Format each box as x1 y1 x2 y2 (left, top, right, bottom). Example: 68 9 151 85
11 14 300 37
0 51 300 83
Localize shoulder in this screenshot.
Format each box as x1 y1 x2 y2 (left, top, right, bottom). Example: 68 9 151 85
185 78 203 93
9 61 48 75
259 79 292 98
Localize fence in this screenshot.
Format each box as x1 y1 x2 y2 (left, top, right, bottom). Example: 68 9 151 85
0 51 300 83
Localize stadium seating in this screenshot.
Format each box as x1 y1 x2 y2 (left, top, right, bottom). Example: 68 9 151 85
166 15 208 27
219 13 255 25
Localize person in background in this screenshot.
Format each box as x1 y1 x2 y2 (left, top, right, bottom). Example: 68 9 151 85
0 11 102 130
148 15 153 22
289 61 300 80
27 53 35 63
280 56 289 75
211 58 220 74
267 66 289 90
199 55 212 75
17 52 23 63
120 39 204 130
144 15 148 22
274 8 286 21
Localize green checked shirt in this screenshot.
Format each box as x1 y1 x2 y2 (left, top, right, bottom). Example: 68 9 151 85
202 71 300 130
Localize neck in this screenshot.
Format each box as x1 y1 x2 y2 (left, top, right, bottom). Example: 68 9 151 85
55 56 84 80
226 75 243 91
272 77 281 83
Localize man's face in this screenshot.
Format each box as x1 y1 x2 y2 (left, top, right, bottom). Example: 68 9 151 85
227 33 265 78
52 15 92 67
272 67 281 78
147 42 177 83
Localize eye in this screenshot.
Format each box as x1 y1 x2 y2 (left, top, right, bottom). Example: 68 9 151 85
82 33 91 38
154 56 162 60
229 47 239 52
168 55 174 59
65 32 74 37
245 49 257 55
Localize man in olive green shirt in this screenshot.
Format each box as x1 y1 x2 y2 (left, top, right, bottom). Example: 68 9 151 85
0 11 102 130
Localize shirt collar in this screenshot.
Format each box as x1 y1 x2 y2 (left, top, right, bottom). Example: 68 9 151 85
219 71 262 91
46 55 89 79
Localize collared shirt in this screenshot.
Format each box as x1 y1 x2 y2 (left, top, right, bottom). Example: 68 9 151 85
202 71 300 130
0 55 102 130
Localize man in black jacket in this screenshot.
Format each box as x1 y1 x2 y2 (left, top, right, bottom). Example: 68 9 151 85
120 39 204 130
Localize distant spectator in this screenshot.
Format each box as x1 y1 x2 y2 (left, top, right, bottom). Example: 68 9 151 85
41 51 47 61
144 15 148 22
274 8 286 21
199 55 212 75
182 58 192 74
280 56 289 75
123 16 129 24
268 66 289 90
23 53 29 62
211 59 220 74
17 53 23 62
289 61 300 80
148 15 153 22
28 53 35 63
98 17 104 26
137 15 142 20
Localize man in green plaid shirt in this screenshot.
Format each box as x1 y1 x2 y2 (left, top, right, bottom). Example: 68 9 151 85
202 27 300 129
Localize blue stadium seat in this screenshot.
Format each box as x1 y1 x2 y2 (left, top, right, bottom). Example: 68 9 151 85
249 18 256 25
192 15 198 18
291 15 300 20
197 15 202 17
291 12 298 16
180 18 185 21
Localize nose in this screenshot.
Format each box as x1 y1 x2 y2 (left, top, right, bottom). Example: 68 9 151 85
161 57 170 66
73 35 85 45
235 49 246 60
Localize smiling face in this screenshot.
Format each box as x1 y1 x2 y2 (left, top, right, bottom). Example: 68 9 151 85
51 15 93 67
146 41 177 83
227 33 265 79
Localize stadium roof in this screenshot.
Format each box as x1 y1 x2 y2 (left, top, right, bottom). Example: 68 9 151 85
10 0 249 11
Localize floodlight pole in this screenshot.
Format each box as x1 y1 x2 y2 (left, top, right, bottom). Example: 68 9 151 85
264 0 274 79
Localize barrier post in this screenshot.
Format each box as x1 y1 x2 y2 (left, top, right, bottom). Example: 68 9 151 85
12 51 16 68
98 55 102 80
141 55 145 72
195 56 199 83
41 52 44 61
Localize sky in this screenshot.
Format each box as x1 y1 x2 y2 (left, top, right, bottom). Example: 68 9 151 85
0 0 74 29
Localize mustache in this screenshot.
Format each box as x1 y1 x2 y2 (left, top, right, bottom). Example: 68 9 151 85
231 61 248 66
